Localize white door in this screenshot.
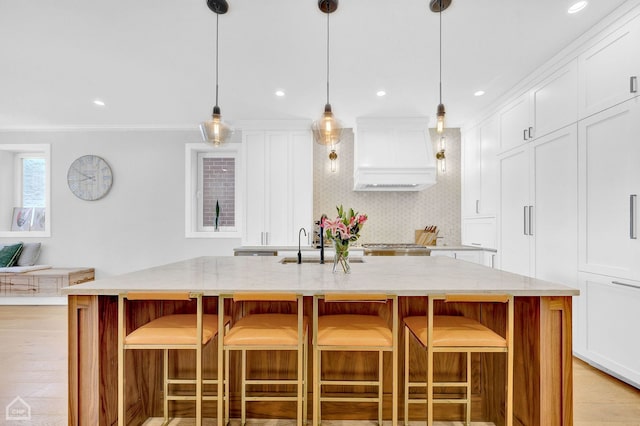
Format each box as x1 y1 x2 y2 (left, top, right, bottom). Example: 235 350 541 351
243 131 267 245
479 116 499 216
531 125 578 288
264 132 291 246
532 60 578 139
580 272 640 387
499 147 531 276
578 98 640 280
578 16 640 118
499 92 532 153
462 126 481 217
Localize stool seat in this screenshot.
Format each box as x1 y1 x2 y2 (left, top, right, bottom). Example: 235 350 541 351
404 315 507 348
318 314 393 347
224 313 308 346
125 314 230 345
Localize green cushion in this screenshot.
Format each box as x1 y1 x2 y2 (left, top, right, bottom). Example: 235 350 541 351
0 243 24 267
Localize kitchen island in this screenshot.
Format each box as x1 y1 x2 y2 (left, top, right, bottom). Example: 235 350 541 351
65 255 577 425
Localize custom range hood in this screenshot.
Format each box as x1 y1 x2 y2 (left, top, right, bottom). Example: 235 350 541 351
353 117 437 191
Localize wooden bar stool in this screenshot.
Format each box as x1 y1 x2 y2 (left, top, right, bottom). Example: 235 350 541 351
403 294 514 426
313 293 398 425
117 292 228 426
220 292 307 426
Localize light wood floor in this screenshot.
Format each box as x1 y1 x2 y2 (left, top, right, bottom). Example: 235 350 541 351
1 305 639 425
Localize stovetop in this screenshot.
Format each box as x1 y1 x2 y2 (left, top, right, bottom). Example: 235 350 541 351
362 243 427 249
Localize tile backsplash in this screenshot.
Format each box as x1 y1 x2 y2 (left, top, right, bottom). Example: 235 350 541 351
313 128 461 246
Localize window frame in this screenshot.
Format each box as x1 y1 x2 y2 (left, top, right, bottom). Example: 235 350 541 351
0 144 51 238
185 143 241 238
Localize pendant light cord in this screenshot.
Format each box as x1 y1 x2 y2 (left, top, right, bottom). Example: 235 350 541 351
215 12 220 107
439 0 442 104
326 6 330 105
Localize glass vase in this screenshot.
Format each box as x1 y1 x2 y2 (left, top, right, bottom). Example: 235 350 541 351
332 240 351 273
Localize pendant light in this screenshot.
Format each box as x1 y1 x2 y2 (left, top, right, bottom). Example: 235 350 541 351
312 0 343 171
430 0 450 135
200 0 232 146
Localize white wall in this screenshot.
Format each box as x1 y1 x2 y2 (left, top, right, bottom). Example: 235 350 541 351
0 129 240 278
0 150 14 228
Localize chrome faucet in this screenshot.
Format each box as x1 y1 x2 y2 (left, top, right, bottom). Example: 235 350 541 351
319 215 326 264
298 228 307 264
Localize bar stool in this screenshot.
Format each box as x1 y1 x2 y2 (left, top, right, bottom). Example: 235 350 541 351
117 292 228 426
403 294 514 426
220 292 307 426
313 293 398 425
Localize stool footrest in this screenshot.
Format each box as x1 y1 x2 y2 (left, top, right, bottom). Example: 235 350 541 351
433 398 471 404
321 396 380 403
320 379 380 386
245 396 300 402
434 381 470 388
245 379 299 386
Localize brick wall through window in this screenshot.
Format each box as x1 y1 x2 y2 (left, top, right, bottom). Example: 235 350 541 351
202 157 235 228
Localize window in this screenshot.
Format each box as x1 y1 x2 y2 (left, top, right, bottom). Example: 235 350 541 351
185 143 241 238
0 144 51 236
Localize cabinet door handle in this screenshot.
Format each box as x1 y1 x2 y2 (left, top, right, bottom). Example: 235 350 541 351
476 200 480 214
491 254 495 268
612 280 640 290
523 129 528 141
529 205 534 236
266 231 270 245
528 127 533 140
631 76 638 94
261 232 264 245
631 194 637 240
524 206 529 235
470 243 482 246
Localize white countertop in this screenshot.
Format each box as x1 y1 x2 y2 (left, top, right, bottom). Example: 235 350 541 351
63 256 578 297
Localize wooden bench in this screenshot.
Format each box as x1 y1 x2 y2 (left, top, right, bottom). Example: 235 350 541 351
0 267 94 296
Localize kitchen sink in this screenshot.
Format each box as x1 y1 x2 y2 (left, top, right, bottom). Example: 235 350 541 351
280 257 365 264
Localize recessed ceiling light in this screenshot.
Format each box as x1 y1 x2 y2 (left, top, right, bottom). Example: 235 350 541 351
376 90 386 97
474 90 485 97
93 99 105 106
275 90 285 97
568 1 588 14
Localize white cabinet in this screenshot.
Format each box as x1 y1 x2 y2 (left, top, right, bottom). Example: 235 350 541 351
498 125 578 284
461 217 496 249
498 145 531 275
499 92 533 153
243 129 313 246
531 59 578 139
578 98 640 281
574 272 640 388
499 60 579 154
429 249 486 266
578 15 640 119
462 118 499 218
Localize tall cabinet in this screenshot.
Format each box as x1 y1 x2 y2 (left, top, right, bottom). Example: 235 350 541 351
497 125 578 282
242 124 313 246
462 6 640 388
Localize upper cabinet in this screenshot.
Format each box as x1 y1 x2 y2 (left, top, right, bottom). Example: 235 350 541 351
242 125 313 246
499 59 579 154
531 59 578 139
578 14 640 119
499 92 533 153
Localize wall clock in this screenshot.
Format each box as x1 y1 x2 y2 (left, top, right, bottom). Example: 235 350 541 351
67 155 113 201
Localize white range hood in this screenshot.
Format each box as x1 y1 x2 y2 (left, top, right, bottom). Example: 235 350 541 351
353 117 437 191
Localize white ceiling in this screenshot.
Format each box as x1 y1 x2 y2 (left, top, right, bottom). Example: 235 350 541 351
0 0 631 130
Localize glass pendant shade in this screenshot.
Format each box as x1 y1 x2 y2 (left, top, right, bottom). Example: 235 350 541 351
312 104 343 146
200 106 232 146
436 103 446 134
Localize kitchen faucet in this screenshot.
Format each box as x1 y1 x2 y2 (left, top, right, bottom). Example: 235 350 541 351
319 215 326 264
298 228 307 264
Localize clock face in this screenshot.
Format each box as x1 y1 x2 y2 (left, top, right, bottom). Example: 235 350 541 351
67 155 113 201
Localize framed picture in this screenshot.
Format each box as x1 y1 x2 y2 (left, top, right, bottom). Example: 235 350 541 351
11 207 33 231
31 208 46 231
